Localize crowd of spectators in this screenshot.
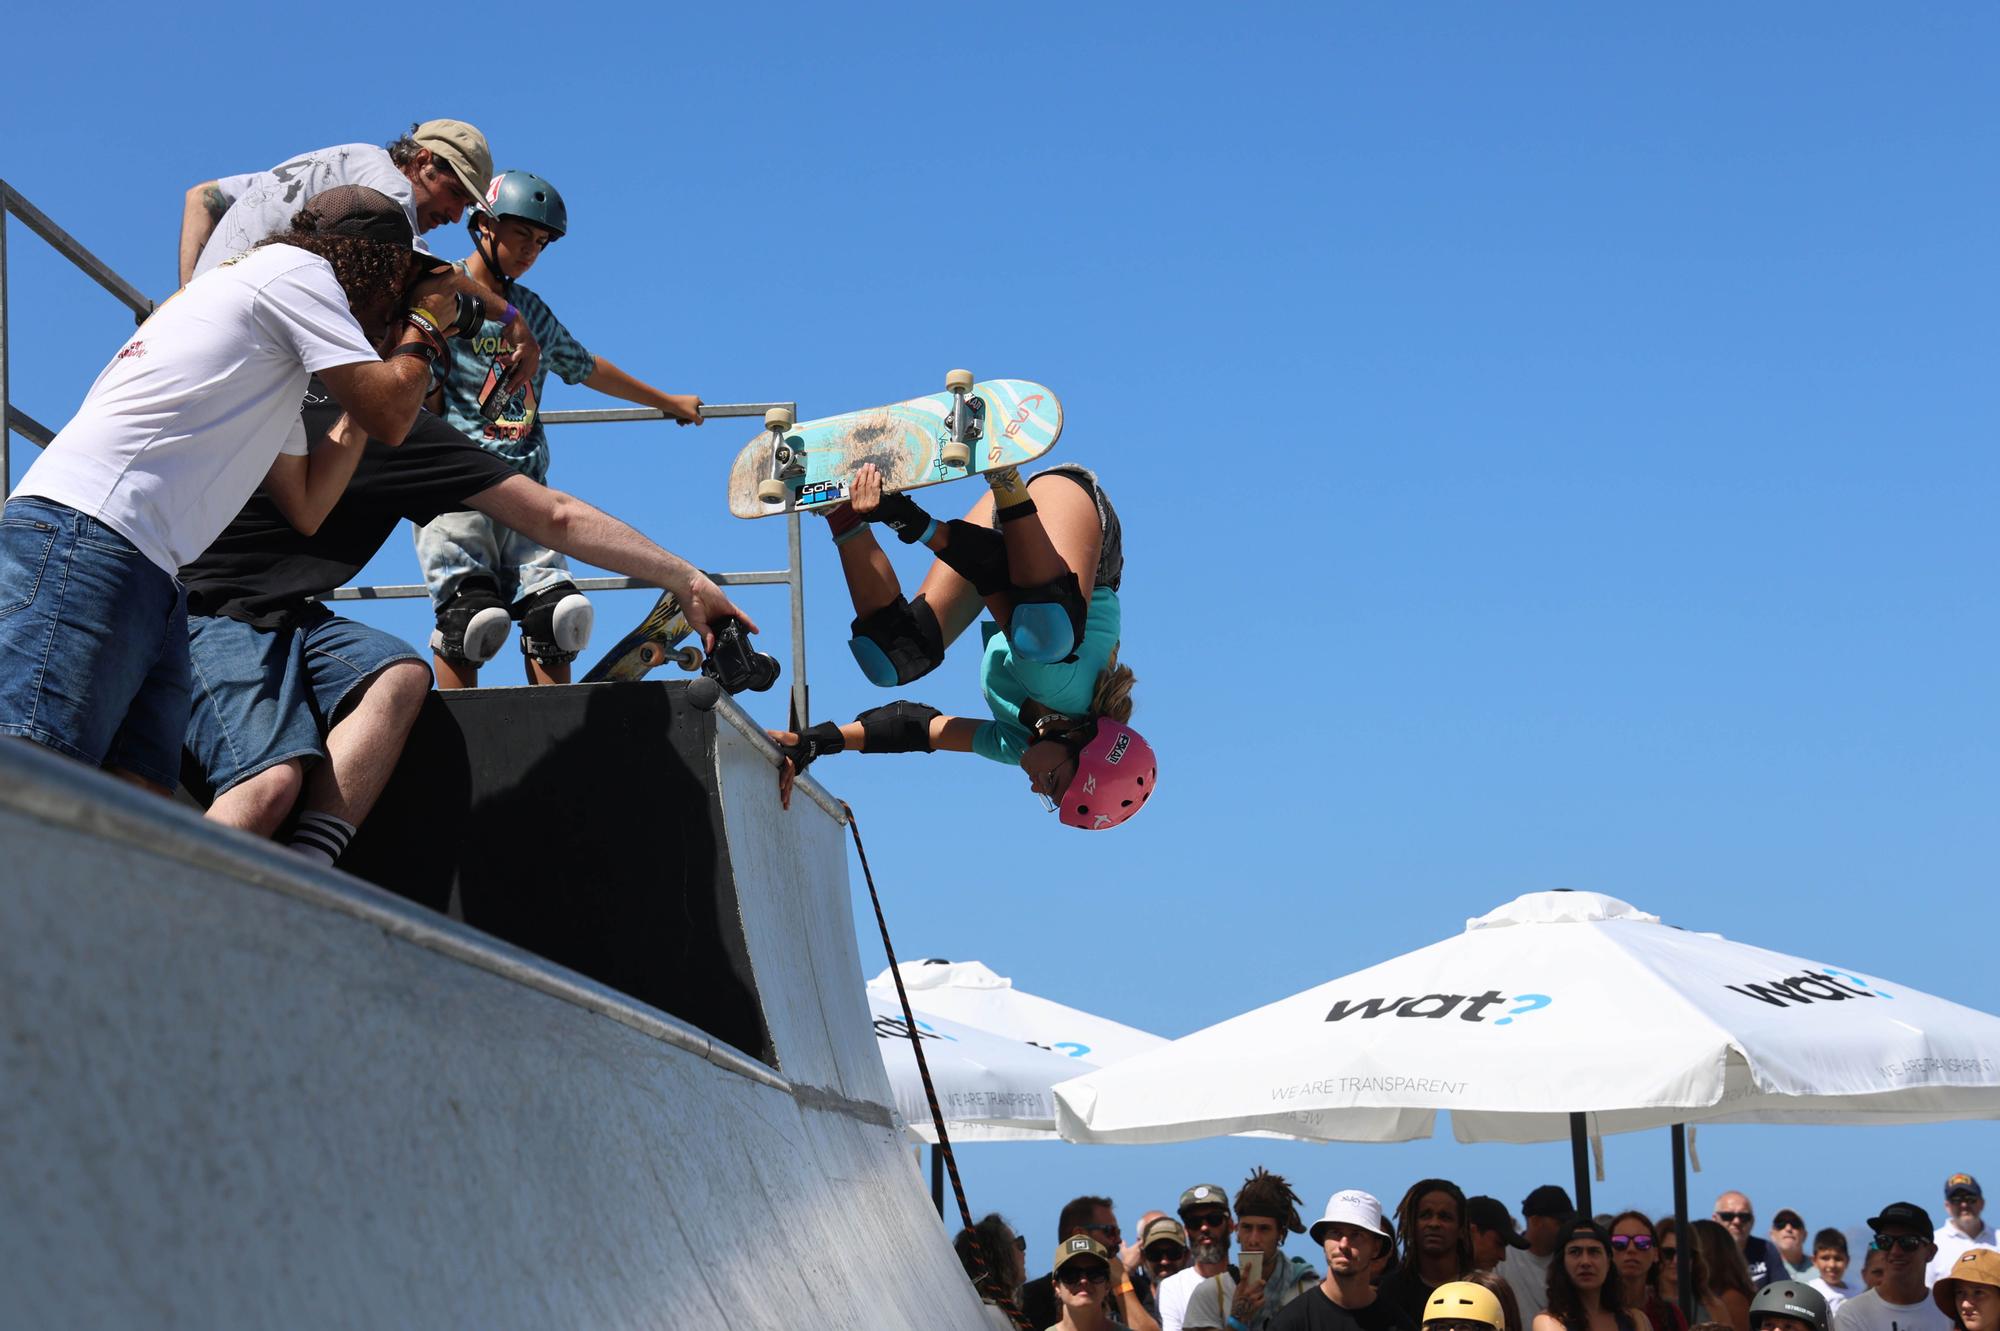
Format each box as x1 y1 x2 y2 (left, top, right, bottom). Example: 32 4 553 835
955 1171 2000 1331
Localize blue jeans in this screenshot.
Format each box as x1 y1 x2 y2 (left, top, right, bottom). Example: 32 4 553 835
0 496 190 787
185 605 426 796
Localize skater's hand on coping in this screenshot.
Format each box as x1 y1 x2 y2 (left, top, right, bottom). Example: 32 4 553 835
678 572 758 650
767 733 801 810
662 393 703 426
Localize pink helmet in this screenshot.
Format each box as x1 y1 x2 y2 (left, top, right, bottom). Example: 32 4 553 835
1057 718 1157 830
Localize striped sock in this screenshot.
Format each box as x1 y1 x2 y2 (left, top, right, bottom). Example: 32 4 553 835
289 811 358 866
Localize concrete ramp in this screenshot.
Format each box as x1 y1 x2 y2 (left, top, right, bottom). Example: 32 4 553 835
0 685 994 1329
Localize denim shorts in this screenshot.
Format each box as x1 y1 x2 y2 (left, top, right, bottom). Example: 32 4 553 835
185 604 426 795
412 508 573 609
0 496 190 787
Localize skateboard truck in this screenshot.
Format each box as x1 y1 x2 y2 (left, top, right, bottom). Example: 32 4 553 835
636 642 704 673
755 406 800 506
941 368 983 470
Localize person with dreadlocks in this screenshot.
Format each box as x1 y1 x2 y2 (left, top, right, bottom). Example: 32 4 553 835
1380 1181 1477 1326
410 169 706 687
1183 1168 1318 1331
770 460 1157 830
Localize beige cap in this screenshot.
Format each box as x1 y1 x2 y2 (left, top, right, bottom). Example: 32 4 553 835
412 119 493 200
1053 1234 1114 1275
1140 1217 1189 1252
1934 1249 2000 1318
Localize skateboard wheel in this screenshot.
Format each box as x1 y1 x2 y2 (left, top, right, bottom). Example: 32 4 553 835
757 478 787 505
945 369 974 393
765 406 795 431
941 441 972 469
638 642 664 667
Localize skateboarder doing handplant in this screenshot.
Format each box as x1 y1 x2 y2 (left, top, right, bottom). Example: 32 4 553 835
770 462 1157 830
413 170 705 689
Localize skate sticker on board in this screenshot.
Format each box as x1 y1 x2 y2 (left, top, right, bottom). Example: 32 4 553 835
798 479 850 506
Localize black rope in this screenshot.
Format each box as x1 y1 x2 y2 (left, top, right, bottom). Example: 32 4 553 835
843 801 1034 1331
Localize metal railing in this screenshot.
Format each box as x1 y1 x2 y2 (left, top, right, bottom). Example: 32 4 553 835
0 177 812 727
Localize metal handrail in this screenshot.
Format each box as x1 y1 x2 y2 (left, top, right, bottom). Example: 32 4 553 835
0 178 813 726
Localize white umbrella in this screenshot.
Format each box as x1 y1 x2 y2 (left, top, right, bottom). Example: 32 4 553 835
869 959 1166 1067
868 991 1104 1143
1054 890 2000 1146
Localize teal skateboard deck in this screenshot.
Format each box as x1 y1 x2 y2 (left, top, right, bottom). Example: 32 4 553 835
726 375 1061 518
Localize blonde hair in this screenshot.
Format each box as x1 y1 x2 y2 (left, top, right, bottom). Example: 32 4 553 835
1088 645 1136 722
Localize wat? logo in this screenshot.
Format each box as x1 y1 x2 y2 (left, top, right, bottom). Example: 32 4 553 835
1323 990 1553 1026
1723 967 1892 1008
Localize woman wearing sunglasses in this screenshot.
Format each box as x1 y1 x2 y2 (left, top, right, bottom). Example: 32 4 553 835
1051 1235 1137 1331
772 461 1156 830
1532 1216 1653 1331
1612 1213 1686 1331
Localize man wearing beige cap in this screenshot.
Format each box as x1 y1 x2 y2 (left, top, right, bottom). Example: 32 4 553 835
179 121 540 388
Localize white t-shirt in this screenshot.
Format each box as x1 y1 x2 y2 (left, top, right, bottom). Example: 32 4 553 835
14 245 378 574
1807 1277 1858 1318
1160 1266 1208 1331
1832 1288 1952 1331
1928 1222 2000 1286
1498 1247 1554 1321
193 143 427 278
1179 1270 1238 1331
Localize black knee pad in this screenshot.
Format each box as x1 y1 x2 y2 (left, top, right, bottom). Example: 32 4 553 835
847 594 944 687
431 576 511 666
1008 570 1087 664
516 583 594 666
935 519 1011 596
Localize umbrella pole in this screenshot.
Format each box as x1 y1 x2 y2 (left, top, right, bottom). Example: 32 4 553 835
1672 1124 1694 1322
931 1145 945 1215
1569 1112 1593 1216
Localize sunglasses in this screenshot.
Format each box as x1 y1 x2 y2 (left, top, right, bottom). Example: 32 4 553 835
1082 1222 1122 1239
1660 1246 1679 1261
1146 1244 1188 1263
1185 1211 1231 1231
1612 1236 1655 1252
1775 1221 1804 1231
1058 1265 1112 1288
1715 1211 1754 1223
1873 1235 1928 1254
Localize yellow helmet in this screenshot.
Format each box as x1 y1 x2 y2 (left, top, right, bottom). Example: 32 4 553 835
1424 1282 1504 1331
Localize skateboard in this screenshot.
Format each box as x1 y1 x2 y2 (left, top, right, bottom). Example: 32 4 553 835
580 589 700 684
726 372 1062 518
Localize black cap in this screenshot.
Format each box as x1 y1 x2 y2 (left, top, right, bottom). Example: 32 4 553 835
1557 1215 1616 1254
294 186 449 274
1867 1202 1935 1235
1523 1185 1575 1218
1467 1196 1531 1250
1773 1210 1806 1230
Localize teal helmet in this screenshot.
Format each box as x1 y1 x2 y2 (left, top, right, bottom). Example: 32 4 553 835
477 170 567 239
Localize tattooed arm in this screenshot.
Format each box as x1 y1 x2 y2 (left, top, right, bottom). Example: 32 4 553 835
178 180 232 286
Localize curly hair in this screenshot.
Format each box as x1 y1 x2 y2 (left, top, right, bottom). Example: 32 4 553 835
1088 645 1136 723
1235 1167 1305 1235
1690 1219 1754 1301
1465 1268 1526 1331
255 208 412 340
1545 1227 1628 1331
1653 1217 1712 1314
954 1212 1023 1307
384 124 425 170
1396 1178 1474 1276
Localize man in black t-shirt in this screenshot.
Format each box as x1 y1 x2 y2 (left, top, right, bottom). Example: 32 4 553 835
1274 1190 1419 1331
178 405 755 866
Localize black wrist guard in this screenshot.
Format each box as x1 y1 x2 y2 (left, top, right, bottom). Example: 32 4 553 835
452 290 486 337
869 493 936 545
856 701 941 754
783 721 845 773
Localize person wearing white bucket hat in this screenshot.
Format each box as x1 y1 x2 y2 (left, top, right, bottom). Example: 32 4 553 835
1266 1190 1414 1331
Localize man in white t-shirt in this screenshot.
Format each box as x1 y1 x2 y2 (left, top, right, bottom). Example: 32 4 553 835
0 186 469 792
178 120 540 391
1833 1202 1951 1331
1495 1184 1571 1322
1930 1174 1999 1287
1161 1184 1236 1331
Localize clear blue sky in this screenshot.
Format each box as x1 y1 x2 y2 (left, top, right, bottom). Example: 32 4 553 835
4 3 1995 1259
